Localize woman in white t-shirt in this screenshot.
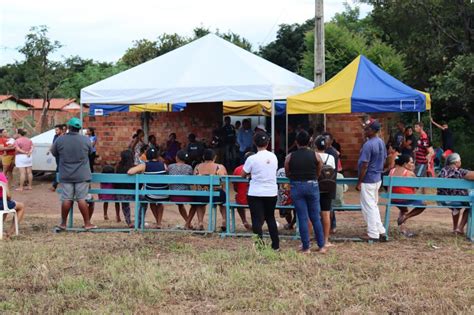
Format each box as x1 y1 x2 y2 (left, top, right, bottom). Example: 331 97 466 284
241 132 279 250
315 135 336 246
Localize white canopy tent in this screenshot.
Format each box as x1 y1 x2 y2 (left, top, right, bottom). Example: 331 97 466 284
80 34 313 149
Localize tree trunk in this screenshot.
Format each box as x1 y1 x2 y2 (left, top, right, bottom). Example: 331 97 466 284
40 97 51 132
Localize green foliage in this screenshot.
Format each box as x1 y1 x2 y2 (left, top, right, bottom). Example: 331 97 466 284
430 54 474 122
259 21 313 73
360 0 473 89
17 25 66 100
301 22 406 81
57 62 128 99
120 34 190 67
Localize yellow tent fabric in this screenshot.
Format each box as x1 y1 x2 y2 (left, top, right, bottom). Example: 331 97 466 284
418 91 431 110
223 101 271 116
129 103 171 112
287 56 360 114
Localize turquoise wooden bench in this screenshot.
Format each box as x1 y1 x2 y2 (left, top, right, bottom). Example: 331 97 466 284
381 176 474 242
222 176 362 239
57 173 221 233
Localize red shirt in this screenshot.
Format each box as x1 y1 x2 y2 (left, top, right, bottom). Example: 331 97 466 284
233 165 248 205
415 131 431 164
0 138 15 156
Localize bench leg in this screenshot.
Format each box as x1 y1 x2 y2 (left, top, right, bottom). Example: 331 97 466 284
14 211 18 236
0 213 3 240
467 208 473 242
67 207 74 228
231 207 236 233
383 204 391 240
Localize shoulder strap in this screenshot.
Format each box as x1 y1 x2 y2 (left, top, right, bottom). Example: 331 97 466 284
324 154 330 165
215 165 220 175
389 168 396 176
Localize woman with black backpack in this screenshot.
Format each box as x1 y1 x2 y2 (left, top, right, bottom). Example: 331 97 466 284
315 136 337 247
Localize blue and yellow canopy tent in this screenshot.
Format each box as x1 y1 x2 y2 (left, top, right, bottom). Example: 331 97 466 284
287 55 431 114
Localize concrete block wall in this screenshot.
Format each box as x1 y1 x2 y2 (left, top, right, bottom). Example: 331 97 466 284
85 102 222 166
326 113 394 176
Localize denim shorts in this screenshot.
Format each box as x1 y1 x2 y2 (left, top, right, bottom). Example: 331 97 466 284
0 200 16 210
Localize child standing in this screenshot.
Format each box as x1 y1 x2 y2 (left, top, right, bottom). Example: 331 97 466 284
232 152 254 230
99 165 121 222
115 150 135 227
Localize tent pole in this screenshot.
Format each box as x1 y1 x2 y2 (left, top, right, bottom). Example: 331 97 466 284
417 112 421 122
285 108 288 155
271 99 275 152
80 102 83 126
323 113 327 130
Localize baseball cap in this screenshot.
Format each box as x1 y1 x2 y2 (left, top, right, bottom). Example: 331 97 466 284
67 117 82 129
363 118 381 131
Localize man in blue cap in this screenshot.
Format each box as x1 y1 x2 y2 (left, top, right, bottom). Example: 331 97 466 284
356 119 387 241
51 117 96 230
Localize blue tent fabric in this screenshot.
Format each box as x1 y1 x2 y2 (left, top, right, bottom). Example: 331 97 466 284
89 104 130 116
351 56 426 113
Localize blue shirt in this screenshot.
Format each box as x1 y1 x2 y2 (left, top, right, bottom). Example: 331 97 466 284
358 136 386 183
237 128 254 153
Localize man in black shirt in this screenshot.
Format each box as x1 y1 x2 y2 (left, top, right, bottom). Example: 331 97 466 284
186 133 205 168
431 118 454 158
220 116 238 172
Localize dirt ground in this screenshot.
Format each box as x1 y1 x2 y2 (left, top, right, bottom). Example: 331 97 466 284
2 173 473 313
12 173 460 235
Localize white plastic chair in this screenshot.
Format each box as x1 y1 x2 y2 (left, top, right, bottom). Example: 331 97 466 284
0 181 18 239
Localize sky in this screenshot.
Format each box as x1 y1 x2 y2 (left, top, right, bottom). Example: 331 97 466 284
0 0 371 66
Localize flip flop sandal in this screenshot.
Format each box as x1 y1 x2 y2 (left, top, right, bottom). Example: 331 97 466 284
84 225 98 230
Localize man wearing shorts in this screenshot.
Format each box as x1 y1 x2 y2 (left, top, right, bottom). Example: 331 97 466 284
414 122 434 177
51 117 96 230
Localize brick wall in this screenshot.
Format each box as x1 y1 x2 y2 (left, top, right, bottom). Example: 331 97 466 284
326 113 395 176
85 102 222 166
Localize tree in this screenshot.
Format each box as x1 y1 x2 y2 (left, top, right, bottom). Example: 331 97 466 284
58 61 128 99
259 21 313 73
18 25 67 131
217 31 252 51
300 23 406 81
359 0 473 89
430 54 474 122
120 39 159 67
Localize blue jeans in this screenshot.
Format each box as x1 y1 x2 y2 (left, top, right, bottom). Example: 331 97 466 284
290 180 325 250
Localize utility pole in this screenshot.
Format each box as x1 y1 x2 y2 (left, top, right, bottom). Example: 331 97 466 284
314 0 325 87
314 0 326 128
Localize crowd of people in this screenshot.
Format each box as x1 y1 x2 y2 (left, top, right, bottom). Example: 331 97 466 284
1 115 472 247
360 117 472 240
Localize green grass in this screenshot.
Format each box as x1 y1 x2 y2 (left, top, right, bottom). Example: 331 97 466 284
0 216 473 313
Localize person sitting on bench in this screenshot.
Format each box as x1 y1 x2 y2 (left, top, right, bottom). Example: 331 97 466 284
438 153 474 235
389 154 426 237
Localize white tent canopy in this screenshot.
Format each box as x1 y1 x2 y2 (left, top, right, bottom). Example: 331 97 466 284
80 34 313 104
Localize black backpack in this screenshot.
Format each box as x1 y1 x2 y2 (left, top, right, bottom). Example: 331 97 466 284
318 154 337 198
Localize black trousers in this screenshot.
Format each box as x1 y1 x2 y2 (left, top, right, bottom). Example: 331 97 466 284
247 195 279 250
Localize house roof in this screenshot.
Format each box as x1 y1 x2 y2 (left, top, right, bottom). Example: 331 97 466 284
0 95 33 107
21 98 77 110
